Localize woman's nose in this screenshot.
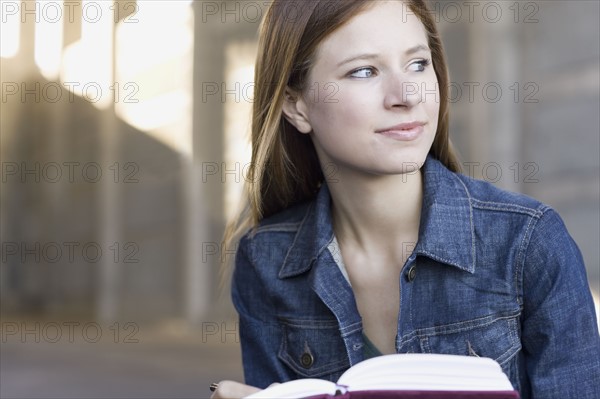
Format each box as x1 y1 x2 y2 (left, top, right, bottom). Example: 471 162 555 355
383 74 422 109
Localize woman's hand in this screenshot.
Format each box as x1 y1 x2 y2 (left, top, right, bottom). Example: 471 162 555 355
209 380 262 399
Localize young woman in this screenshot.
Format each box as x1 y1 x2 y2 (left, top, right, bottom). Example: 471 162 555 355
212 1 600 398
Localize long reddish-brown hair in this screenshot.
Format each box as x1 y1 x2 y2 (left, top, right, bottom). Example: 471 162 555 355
223 0 461 261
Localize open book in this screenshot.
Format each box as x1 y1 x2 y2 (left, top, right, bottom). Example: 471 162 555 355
245 354 520 399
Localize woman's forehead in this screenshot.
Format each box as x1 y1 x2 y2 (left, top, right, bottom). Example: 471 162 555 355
312 1 429 68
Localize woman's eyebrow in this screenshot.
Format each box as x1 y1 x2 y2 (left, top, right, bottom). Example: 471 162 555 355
335 44 430 68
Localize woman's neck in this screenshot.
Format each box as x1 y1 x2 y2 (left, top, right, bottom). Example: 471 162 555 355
328 168 423 260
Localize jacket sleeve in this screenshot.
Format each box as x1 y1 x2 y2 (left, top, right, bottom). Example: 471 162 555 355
521 208 600 398
231 233 288 388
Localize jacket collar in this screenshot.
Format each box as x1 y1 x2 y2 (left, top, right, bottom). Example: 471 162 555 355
278 154 475 279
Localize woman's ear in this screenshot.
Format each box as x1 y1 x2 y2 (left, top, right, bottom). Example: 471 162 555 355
281 88 312 134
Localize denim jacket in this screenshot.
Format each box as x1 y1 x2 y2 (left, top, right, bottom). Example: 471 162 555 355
231 155 600 398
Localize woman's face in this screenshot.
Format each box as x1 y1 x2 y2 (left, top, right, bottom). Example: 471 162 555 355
287 1 439 177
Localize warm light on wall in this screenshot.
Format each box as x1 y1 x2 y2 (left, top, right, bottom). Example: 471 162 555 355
224 41 256 221
60 0 113 109
0 1 20 58
34 0 64 80
114 1 194 156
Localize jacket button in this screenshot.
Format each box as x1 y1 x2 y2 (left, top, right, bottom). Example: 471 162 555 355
300 352 314 368
407 266 417 282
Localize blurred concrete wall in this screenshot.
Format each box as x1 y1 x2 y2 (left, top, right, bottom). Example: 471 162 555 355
0 47 185 321
441 0 600 289
1 0 598 328
1 1 187 322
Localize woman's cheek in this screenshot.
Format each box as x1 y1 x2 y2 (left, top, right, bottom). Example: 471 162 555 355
316 105 365 145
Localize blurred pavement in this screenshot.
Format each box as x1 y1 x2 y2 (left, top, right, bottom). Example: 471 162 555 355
0 317 243 399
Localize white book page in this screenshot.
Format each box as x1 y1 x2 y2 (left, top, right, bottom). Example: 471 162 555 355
344 375 514 392
337 354 514 392
244 354 514 398
244 378 335 399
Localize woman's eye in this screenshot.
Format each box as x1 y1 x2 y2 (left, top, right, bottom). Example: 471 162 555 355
349 67 376 78
409 59 431 72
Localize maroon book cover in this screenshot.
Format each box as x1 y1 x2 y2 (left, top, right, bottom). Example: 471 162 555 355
304 390 520 399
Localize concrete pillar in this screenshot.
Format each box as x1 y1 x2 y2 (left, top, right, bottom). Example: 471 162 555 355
97 3 120 323
186 7 226 325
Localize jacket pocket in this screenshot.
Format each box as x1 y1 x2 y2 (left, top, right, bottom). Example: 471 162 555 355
417 310 522 372
277 317 350 379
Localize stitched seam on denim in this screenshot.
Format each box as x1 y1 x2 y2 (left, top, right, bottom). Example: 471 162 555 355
340 321 363 337
497 318 521 364
398 278 405 353
318 232 336 261
398 333 420 348
418 312 519 335
411 318 521 364
512 350 520 389
470 200 545 218
279 352 349 376
497 318 522 366
495 343 521 365
515 210 540 309
409 264 415 331
312 277 361 366
415 311 521 337
420 336 431 353
278 318 338 329
451 174 476 267
241 234 255 266
399 330 419 343
253 222 302 234
512 350 522 392
495 332 522 366
280 202 315 275
236 237 278 326
238 236 281 324
277 326 349 376
315 278 344 320
417 250 470 271
399 257 416 348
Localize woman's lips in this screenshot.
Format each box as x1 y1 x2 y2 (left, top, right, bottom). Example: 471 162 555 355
376 122 425 141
